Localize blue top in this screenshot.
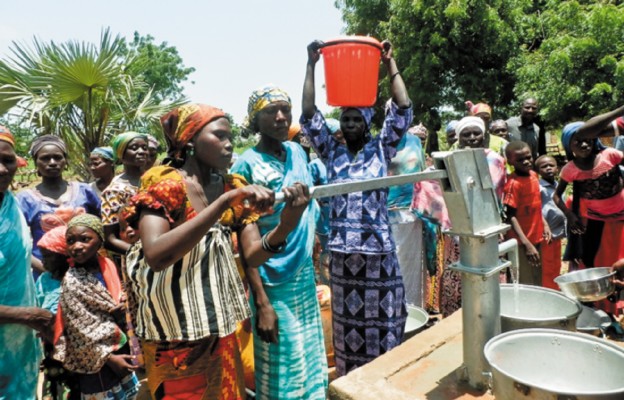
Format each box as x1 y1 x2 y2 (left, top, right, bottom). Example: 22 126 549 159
300 101 413 254
0 191 41 399
387 133 425 209
539 178 567 240
35 272 61 313
17 182 101 262
231 141 319 285
309 158 330 236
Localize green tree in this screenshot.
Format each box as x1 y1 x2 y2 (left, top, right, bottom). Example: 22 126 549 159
121 32 195 103
510 0 624 125
0 29 184 178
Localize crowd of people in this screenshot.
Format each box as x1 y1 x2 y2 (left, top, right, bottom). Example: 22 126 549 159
1 39 623 400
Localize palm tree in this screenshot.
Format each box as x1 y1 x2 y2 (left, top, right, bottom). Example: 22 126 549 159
0 28 182 179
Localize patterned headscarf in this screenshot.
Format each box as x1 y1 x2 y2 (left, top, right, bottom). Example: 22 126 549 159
561 121 605 161
67 214 104 243
245 85 291 131
90 146 114 162
111 131 147 163
40 206 86 233
466 101 492 117
30 135 67 158
161 104 226 161
0 125 15 147
455 116 485 135
146 134 160 150
340 107 375 133
38 226 68 256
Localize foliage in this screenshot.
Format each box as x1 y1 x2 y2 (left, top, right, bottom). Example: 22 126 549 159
121 32 195 103
335 0 624 130
510 0 624 124
0 29 186 178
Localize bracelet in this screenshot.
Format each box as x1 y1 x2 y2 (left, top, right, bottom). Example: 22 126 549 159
261 231 287 254
390 71 401 83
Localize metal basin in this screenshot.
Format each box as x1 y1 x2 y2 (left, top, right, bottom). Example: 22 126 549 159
500 284 582 332
555 267 615 302
485 329 624 399
403 305 428 340
576 305 611 337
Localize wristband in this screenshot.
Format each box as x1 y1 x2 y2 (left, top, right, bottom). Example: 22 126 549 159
261 232 286 253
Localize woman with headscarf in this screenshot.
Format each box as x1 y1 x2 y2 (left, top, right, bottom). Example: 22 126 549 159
123 103 311 399
17 135 101 278
554 116 624 314
89 146 115 196
231 86 328 398
302 40 412 376
465 100 508 157
0 127 53 399
101 132 148 255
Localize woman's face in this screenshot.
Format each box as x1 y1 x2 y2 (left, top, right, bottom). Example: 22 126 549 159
0 141 18 193
458 127 485 149
570 135 593 159
193 117 233 171
475 112 491 128
340 109 366 144
66 226 102 265
89 155 113 178
255 101 292 141
122 138 148 167
35 145 67 178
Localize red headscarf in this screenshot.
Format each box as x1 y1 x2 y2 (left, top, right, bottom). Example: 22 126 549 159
160 104 226 161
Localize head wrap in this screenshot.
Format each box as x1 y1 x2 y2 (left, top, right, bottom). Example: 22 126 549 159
40 206 86 233
408 123 428 139
561 121 605 160
446 120 459 134
38 226 68 256
67 214 104 243
0 125 15 148
111 131 148 163
90 146 114 162
340 107 375 133
455 116 485 135
146 134 160 150
245 85 291 130
465 101 492 117
326 118 341 134
30 135 67 159
288 123 301 141
161 104 226 160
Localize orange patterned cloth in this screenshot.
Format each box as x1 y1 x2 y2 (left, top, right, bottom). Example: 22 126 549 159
160 104 226 161
123 166 260 228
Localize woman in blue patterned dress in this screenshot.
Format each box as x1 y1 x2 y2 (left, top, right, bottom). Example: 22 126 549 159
301 40 413 376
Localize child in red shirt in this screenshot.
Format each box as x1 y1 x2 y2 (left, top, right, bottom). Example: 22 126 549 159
504 141 551 286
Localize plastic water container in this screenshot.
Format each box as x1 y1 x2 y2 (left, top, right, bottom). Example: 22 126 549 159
320 36 383 107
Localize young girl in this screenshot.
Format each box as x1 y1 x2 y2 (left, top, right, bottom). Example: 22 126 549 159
53 214 139 400
554 120 624 314
302 40 412 376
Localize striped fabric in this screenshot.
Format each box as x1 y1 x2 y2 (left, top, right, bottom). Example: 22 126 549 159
125 225 250 341
251 260 328 399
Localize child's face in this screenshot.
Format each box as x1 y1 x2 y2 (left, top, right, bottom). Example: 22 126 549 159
570 135 593 159
120 218 139 244
66 226 102 265
40 249 67 275
509 147 533 174
536 157 558 181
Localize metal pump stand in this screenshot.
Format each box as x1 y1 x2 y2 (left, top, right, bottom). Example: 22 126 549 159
432 149 517 390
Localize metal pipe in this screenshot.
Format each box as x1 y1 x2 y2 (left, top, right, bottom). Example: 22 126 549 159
459 235 501 390
498 238 519 283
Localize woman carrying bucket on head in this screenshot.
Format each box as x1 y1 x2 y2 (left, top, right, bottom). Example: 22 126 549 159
301 38 413 376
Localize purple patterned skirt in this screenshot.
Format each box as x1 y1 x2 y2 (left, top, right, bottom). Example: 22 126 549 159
330 251 407 376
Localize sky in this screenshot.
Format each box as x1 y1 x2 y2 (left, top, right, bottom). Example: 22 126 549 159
0 0 346 124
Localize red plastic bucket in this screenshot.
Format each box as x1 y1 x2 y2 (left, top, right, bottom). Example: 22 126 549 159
320 36 382 107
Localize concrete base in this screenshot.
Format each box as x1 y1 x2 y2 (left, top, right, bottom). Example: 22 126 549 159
329 310 492 400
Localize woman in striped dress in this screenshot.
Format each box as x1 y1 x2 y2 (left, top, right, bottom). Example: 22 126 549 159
123 104 310 399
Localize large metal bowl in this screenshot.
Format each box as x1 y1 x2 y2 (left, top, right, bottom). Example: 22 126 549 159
403 305 428 340
554 267 616 302
576 305 611 337
485 328 624 399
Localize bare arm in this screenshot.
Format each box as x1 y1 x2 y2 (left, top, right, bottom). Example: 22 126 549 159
576 104 624 139
302 41 322 120
381 41 410 108
553 178 585 235
31 256 45 274
507 207 540 266
0 305 54 339
104 223 130 254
